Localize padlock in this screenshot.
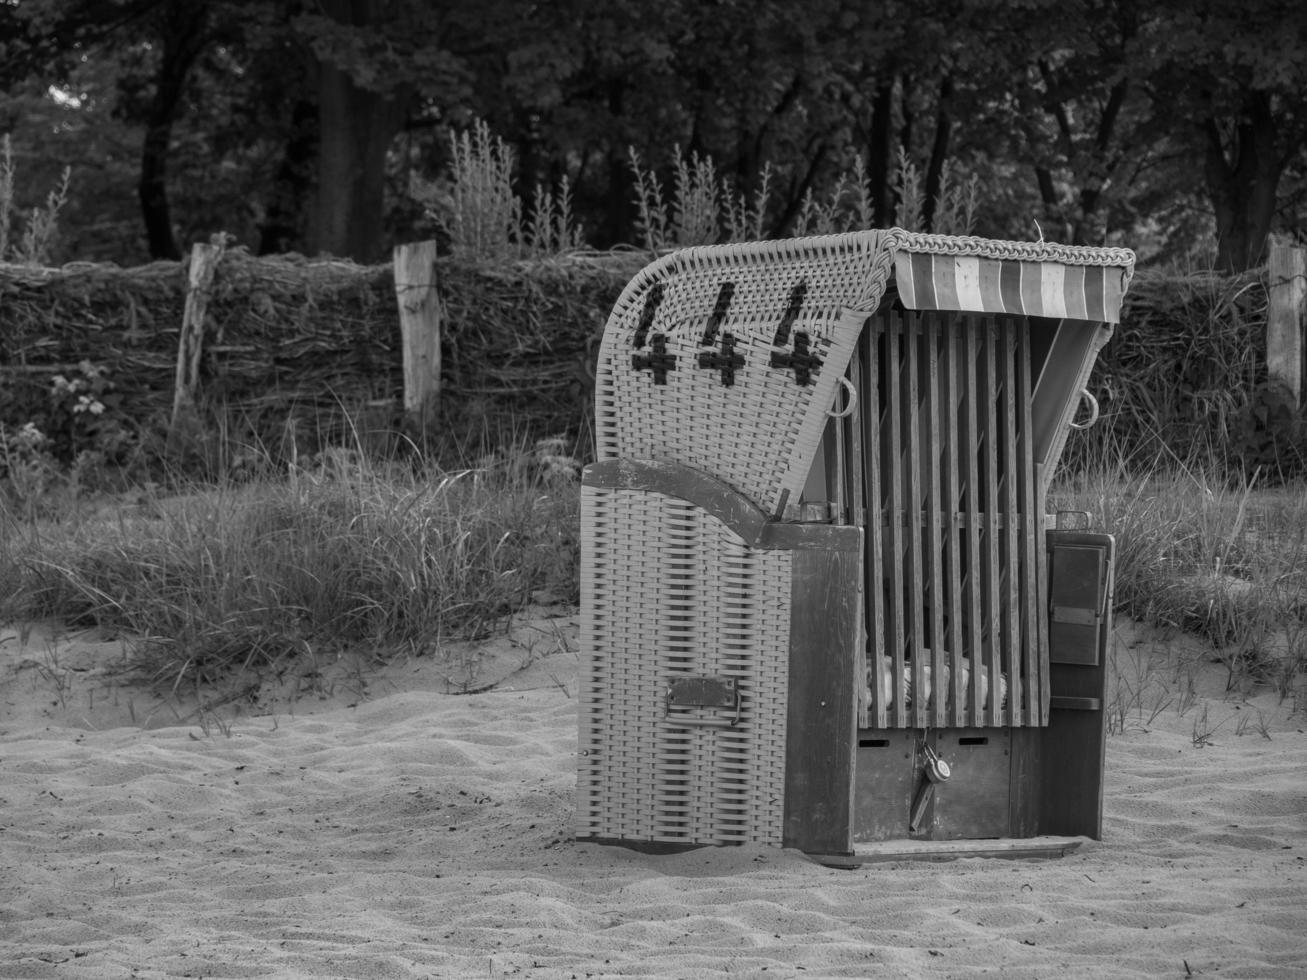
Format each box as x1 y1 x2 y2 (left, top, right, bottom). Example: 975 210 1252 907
923 743 951 783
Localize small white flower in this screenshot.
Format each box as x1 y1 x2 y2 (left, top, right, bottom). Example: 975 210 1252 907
17 422 47 447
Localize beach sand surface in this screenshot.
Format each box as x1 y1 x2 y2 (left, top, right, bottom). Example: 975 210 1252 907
2 615 1305 979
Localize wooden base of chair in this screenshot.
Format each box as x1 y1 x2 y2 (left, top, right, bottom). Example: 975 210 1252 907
809 835 1085 868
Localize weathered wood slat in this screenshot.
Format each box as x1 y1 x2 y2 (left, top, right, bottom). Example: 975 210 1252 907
1019 322 1046 724
1000 319 1022 726
942 320 965 727
905 314 926 729
967 320 982 721
982 319 1002 726
885 317 906 728
925 314 946 729
863 327 887 729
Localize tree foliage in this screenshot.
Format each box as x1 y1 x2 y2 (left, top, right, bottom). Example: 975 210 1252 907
1 0 1304 268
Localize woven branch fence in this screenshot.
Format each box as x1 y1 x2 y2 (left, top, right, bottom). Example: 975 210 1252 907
0 244 1291 477
0 246 645 471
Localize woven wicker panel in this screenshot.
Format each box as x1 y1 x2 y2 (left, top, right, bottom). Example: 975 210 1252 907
577 485 792 845
594 233 897 514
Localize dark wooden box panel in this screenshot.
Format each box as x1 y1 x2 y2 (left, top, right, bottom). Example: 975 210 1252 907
932 730 1012 840
852 728 1013 842
852 732 916 842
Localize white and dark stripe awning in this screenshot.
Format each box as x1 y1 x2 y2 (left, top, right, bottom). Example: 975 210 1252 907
893 249 1131 323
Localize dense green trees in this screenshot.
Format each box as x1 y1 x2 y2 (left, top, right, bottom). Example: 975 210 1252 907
1 0 1303 269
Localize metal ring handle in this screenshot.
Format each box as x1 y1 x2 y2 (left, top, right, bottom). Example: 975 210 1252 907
1068 388 1099 430
827 376 857 418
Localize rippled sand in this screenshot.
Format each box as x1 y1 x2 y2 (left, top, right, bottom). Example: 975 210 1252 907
2 617 1304 978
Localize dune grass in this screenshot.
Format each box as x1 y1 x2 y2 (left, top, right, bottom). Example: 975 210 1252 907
3 415 1305 729
1051 437 1307 719
0 441 581 696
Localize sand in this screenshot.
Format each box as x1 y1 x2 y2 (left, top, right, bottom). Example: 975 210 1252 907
2 615 1305 979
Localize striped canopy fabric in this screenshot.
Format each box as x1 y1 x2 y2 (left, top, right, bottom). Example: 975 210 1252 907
891 237 1133 323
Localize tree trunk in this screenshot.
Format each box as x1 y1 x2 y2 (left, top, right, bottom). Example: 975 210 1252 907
1033 165 1060 230
922 75 954 231
866 78 895 227
597 78 635 249
601 145 637 250
303 0 412 262
140 120 181 261
137 0 210 261
306 61 408 261
259 98 317 255
775 138 828 234
1204 93 1283 273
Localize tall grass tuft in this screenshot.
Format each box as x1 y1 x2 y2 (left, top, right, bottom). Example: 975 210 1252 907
438 119 522 261
526 174 585 255
891 146 926 234
628 146 781 250
889 147 978 236
793 156 875 237
723 162 773 244
1051 436 1307 696
628 145 725 250
0 440 581 693
627 143 983 248
0 134 72 265
929 158 980 236
413 119 583 261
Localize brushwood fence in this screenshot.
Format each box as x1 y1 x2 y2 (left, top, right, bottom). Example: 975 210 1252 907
0 243 1300 478
0 245 644 472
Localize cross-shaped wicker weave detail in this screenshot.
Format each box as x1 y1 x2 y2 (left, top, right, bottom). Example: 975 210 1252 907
697 332 746 386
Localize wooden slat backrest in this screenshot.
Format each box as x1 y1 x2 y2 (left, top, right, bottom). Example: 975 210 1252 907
862 311 1041 728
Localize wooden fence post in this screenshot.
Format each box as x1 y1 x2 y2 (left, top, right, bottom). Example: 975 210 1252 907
393 240 442 434
1267 243 1306 407
170 240 224 435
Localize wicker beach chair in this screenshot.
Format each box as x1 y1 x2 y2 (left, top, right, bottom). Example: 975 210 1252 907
579 229 1134 859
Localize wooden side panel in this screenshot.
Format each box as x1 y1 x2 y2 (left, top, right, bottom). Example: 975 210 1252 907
1039 531 1114 840
784 541 863 855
